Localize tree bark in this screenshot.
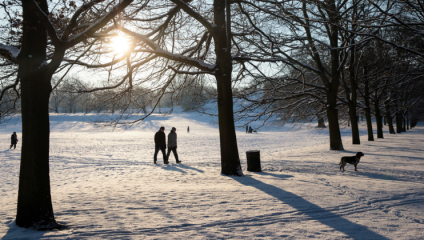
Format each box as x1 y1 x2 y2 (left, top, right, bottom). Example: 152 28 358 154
326 105 344 150
407 112 410 130
385 103 395 134
396 111 402 133
363 68 374 141
346 41 360 144
348 109 360 144
214 0 242 175
16 0 58 228
402 116 406 132
325 0 343 150
374 103 383 139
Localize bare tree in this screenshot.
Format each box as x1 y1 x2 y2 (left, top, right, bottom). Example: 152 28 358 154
0 0 135 228
74 0 246 175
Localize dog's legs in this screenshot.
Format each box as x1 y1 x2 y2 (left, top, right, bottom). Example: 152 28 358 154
341 163 346 171
354 164 357 171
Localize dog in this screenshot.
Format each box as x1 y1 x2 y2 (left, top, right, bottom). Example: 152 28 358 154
339 152 364 171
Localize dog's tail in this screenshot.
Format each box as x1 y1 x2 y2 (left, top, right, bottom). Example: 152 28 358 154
338 159 342 165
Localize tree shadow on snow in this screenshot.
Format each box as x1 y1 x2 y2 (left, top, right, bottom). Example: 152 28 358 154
231 172 390 240
1 220 46 240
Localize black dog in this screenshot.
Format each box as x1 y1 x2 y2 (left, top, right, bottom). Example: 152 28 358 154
339 152 364 171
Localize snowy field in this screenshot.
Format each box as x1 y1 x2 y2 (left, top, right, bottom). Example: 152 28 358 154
1 111 424 239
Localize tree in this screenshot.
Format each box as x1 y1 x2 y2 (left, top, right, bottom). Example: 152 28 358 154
0 0 134 228
89 0 245 175
231 0 372 150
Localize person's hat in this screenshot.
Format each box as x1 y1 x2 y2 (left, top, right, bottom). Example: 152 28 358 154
172 127 176 131
160 126 165 130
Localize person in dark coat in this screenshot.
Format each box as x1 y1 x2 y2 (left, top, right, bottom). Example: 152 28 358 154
249 126 253 133
10 132 18 149
167 127 181 163
154 126 168 164
187 126 190 133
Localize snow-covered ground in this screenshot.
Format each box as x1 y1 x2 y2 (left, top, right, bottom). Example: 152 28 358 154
1 111 423 239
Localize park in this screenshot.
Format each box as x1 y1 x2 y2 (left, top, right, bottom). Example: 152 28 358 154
1 0 424 239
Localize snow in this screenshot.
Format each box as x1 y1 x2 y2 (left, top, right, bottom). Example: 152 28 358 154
1 111 424 239
0 44 20 59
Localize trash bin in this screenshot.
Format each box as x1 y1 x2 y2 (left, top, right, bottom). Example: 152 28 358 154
246 150 261 172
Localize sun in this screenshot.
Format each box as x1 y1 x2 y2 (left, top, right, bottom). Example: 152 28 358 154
111 36 130 54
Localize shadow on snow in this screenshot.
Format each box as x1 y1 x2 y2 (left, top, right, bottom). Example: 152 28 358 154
231 171 390 240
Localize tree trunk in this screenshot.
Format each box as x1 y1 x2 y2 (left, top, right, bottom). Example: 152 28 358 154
326 2 343 151
387 116 395 133
363 69 374 141
346 46 360 145
326 106 344 150
16 0 58 228
214 0 242 175
396 111 402 133
407 113 410 130
374 103 383 139
402 116 406 132
364 107 374 141
348 109 360 144
385 104 395 134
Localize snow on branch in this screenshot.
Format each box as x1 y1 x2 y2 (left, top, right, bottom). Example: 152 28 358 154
0 43 20 63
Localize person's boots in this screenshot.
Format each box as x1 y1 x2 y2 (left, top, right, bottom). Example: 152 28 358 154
176 160 181 163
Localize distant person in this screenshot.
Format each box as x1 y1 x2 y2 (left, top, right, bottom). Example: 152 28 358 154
10 132 18 149
154 126 168 164
249 126 253 133
187 126 190 133
167 127 181 163
246 125 248 133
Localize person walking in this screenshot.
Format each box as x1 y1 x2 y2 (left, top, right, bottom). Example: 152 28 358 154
10 132 18 149
187 126 190 133
167 127 181 163
154 126 168 164
249 126 253 133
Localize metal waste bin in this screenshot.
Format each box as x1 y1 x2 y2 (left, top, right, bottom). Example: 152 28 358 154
246 150 261 172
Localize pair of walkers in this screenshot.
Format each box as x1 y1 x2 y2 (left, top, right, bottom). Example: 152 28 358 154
154 126 181 164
